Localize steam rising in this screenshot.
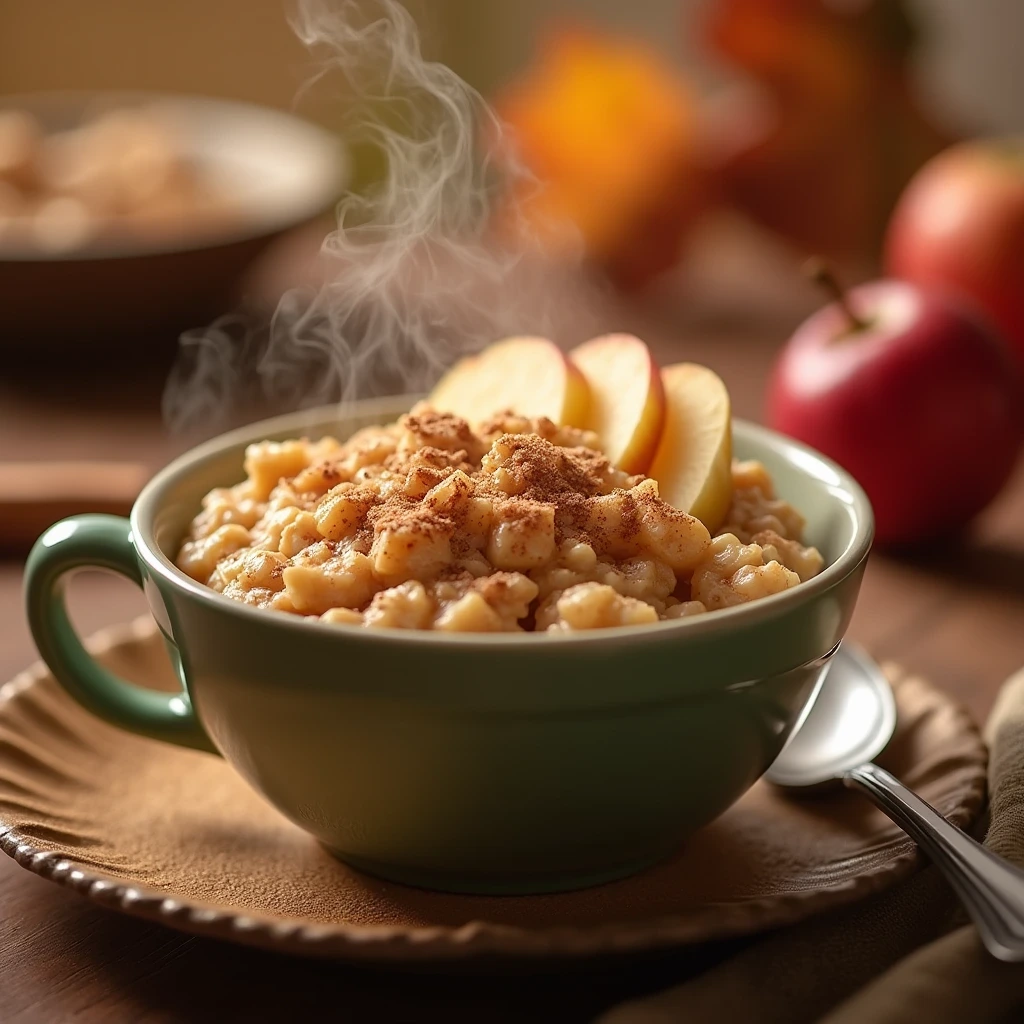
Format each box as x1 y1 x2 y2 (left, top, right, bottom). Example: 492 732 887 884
163 0 598 435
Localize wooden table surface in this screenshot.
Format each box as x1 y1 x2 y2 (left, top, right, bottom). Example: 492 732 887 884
1 255 1022 1022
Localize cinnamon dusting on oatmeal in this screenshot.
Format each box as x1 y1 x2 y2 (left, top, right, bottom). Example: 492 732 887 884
177 404 824 632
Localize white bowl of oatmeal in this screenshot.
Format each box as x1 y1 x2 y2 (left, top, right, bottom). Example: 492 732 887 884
0 91 344 356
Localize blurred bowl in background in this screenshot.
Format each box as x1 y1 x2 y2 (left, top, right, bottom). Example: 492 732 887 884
0 91 345 364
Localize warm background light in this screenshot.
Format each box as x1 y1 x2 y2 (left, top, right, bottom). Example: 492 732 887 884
2 0 1023 132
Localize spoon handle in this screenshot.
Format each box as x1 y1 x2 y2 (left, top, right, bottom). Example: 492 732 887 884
844 762 1024 962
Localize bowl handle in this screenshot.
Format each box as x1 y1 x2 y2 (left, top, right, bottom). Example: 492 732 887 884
24 514 217 753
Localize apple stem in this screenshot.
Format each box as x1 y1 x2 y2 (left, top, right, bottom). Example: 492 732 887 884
804 257 869 333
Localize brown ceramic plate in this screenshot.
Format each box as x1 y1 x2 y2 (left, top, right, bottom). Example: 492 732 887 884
0 91 345 358
0 619 985 963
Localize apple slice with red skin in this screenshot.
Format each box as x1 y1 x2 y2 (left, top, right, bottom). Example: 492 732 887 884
569 334 666 473
428 336 591 428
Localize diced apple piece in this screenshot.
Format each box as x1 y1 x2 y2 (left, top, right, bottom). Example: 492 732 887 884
649 363 733 531
428 336 591 428
569 333 666 473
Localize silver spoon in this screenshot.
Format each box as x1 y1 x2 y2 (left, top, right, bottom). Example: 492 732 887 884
766 644 1024 962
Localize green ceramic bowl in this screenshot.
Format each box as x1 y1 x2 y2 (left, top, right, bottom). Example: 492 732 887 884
24 397 873 894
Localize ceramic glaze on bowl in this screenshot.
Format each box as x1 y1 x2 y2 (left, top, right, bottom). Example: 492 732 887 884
24 398 873 894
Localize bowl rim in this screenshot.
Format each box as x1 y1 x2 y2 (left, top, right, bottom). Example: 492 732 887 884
131 396 874 649
0 89 346 263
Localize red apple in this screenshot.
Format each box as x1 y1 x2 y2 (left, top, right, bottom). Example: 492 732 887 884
766 277 1023 546
886 139 1024 364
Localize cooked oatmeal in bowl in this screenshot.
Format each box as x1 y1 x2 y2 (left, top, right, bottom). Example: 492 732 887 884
176 407 824 633
26 387 873 894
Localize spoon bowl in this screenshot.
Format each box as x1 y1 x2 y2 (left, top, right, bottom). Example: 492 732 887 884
766 643 1024 963
767 645 896 788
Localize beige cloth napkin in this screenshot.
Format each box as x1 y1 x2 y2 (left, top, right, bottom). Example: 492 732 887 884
598 667 1024 1024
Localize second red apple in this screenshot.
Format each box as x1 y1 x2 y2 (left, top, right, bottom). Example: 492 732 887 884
886 139 1024 365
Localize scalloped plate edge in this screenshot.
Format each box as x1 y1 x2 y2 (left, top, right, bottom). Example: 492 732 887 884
0 618 988 964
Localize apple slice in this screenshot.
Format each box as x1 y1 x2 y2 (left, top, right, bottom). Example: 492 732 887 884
569 334 666 473
649 363 733 530
428 336 591 427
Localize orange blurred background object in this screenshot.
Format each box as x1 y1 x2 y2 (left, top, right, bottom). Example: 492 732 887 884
495 25 711 291
492 0 964 292
703 0 956 268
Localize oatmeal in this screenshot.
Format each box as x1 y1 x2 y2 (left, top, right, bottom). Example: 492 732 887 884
176 407 823 632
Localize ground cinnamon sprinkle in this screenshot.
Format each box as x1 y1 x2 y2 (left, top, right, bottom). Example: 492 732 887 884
176 404 825 632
